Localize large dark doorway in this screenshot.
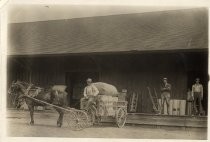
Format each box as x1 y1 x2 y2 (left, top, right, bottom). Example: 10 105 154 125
186 52 208 115
65 72 99 108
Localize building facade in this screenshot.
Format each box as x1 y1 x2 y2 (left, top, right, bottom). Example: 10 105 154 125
7 8 208 114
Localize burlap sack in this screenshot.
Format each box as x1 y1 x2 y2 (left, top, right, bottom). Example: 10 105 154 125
93 82 119 96
97 95 118 116
52 85 67 92
97 95 118 102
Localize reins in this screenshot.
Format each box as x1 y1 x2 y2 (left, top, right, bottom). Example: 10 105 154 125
17 83 33 99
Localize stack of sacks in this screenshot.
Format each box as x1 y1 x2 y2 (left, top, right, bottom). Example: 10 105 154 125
109 97 118 116
98 95 109 102
97 95 108 116
52 85 67 92
97 95 118 116
106 96 118 116
94 82 119 116
93 82 119 96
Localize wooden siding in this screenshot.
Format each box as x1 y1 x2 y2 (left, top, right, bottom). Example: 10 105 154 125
7 51 208 113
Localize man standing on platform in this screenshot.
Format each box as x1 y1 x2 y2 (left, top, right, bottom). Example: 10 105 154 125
160 78 172 115
192 78 203 116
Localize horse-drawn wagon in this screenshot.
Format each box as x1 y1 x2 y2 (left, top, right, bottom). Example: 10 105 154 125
8 81 127 130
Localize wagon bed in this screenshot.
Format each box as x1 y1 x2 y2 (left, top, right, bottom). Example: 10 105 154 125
82 95 128 128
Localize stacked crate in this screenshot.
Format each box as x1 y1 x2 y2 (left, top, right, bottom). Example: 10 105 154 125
158 99 186 115
97 95 118 116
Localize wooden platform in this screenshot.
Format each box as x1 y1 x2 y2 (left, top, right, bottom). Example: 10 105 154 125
101 113 207 128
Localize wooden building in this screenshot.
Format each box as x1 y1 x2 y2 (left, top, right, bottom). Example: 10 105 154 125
7 8 208 114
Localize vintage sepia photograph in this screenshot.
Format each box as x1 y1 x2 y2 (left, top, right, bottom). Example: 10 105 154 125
5 3 208 140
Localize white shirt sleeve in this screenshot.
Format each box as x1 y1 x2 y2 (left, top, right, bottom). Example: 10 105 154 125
201 85 203 98
92 85 99 96
192 85 195 95
83 87 87 97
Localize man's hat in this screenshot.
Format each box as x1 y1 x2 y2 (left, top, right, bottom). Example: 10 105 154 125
163 77 168 80
86 78 92 82
195 78 200 81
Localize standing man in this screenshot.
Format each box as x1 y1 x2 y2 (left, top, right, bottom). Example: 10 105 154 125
192 78 203 116
160 78 172 115
82 78 99 110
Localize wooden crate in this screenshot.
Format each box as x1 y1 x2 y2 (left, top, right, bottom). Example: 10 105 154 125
158 99 186 116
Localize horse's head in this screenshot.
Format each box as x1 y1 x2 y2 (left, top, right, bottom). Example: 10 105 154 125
8 80 30 108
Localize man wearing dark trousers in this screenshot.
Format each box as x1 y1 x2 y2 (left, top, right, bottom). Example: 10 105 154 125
192 78 203 116
160 78 171 115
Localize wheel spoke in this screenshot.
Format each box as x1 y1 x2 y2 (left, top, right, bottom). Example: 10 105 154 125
116 108 127 128
86 105 97 125
65 110 89 131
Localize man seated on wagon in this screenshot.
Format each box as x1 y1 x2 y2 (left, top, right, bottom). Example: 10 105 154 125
81 78 99 110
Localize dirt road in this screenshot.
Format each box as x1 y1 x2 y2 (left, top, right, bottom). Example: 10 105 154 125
6 110 207 139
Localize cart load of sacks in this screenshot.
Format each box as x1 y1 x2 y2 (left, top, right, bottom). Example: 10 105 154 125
93 82 126 116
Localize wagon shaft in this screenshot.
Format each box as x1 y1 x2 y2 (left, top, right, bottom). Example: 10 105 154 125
25 95 89 130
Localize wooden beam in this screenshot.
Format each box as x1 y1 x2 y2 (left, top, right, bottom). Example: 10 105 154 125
100 113 207 128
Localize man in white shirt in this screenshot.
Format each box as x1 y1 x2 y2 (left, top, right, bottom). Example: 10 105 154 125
192 78 203 115
81 78 99 110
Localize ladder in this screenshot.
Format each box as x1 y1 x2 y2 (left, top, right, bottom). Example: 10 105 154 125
129 92 139 112
147 87 160 114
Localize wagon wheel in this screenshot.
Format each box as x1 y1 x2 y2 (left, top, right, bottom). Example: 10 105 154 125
65 110 89 131
75 110 89 129
86 104 97 125
115 107 127 128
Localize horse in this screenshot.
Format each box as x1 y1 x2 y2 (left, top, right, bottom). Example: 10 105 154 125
8 80 69 127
